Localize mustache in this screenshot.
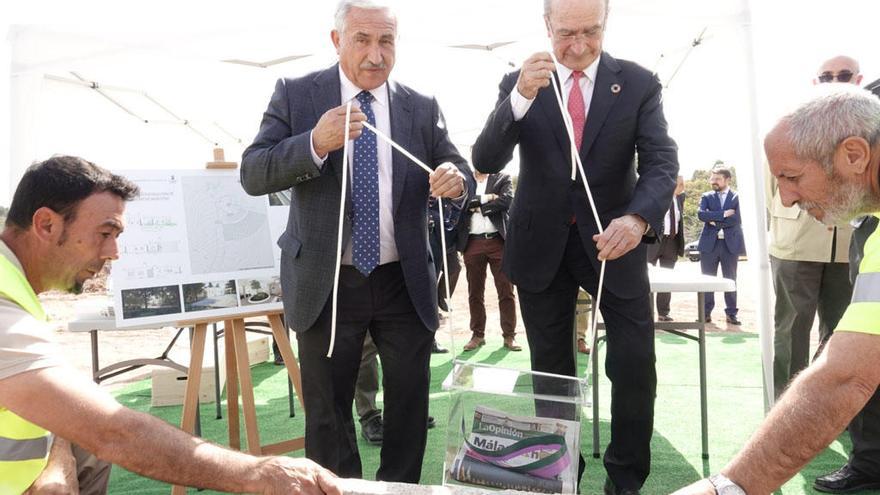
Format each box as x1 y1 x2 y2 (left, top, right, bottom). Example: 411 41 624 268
359 61 387 70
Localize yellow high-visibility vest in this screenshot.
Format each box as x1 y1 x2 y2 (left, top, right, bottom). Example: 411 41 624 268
0 254 53 495
837 213 880 335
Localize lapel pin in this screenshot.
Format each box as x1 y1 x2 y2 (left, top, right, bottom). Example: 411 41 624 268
610 83 621 94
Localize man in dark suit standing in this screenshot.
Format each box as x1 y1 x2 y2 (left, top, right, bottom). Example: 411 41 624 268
697 166 745 325
459 170 519 352
647 175 686 321
240 1 471 483
471 0 679 492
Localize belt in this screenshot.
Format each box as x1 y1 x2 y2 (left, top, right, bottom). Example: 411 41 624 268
470 232 500 240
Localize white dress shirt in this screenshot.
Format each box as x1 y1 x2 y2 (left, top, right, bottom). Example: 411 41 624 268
715 187 730 239
469 177 498 235
664 197 680 236
311 67 398 265
510 55 601 122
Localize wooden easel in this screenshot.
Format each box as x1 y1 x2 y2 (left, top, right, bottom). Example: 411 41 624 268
171 152 303 494
170 310 304 495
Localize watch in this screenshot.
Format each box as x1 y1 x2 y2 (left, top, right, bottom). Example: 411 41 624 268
708 474 746 495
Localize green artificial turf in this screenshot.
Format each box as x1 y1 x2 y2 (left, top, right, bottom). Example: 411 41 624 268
107 332 854 494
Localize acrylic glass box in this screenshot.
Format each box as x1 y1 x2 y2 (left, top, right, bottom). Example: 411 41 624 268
442 360 590 494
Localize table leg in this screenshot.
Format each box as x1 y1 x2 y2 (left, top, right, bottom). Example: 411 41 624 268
232 318 262 454
213 323 222 420
698 292 709 459
592 338 600 459
224 319 240 451
171 322 207 495
90 330 99 383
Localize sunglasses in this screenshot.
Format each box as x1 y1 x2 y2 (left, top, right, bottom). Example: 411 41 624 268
818 70 855 83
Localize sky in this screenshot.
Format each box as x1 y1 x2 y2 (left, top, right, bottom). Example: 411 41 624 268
2 0 880 207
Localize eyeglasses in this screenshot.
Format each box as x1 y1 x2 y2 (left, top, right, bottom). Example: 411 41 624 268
818 70 856 83
547 23 604 43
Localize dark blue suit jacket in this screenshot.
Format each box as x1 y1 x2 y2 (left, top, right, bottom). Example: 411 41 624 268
472 52 679 298
697 190 746 255
241 64 472 332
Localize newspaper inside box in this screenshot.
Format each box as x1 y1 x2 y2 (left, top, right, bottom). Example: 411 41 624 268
442 361 589 494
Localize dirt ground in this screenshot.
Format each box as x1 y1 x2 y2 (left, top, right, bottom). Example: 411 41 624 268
47 258 776 393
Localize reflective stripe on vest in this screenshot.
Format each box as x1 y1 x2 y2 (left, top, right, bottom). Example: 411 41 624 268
0 252 52 494
852 272 880 303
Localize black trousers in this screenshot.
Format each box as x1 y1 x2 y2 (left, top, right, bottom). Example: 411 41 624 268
646 235 679 316
296 263 434 483
849 387 880 477
518 225 657 490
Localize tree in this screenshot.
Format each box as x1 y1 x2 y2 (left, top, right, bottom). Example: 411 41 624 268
0 205 7 226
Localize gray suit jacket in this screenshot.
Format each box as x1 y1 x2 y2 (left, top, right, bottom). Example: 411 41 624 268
241 64 471 332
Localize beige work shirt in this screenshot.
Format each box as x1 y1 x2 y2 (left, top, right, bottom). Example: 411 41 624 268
0 240 65 381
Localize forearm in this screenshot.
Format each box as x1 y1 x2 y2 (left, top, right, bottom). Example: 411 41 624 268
724 357 874 493
26 437 78 494
95 408 265 493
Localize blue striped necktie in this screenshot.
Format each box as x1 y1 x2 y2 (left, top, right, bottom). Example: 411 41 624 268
352 90 380 276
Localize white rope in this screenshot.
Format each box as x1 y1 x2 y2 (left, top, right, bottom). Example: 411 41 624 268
328 102 353 357
326 117 455 357
547 53 607 381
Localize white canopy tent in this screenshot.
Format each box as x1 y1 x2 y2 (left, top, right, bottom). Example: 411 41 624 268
4 0 880 411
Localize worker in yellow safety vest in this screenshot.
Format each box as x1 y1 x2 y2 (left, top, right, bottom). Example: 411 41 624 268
0 156 341 495
672 85 880 494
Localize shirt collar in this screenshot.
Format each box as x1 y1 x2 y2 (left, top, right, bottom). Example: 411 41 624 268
0 239 24 275
338 66 389 109
556 54 601 86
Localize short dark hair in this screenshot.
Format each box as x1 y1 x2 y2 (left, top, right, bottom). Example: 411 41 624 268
711 166 732 180
6 155 139 229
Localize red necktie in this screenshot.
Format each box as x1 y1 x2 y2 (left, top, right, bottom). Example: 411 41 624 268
567 71 586 150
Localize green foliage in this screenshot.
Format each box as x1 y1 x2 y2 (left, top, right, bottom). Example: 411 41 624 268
0 205 7 226
682 165 737 243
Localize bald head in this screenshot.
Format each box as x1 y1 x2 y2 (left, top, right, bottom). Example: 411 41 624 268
815 55 862 85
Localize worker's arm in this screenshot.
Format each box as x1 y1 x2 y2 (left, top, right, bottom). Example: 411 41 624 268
672 331 880 495
0 366 340 495
24 437 79 495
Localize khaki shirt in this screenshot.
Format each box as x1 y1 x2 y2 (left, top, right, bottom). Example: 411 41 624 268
766 172 851 263
0 240 64 381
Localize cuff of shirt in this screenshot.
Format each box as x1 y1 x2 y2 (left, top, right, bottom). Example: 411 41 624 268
309 130 327 167
480 194 491 205
510 87 535 122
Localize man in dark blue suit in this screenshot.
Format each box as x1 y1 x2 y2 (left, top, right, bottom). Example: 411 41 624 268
240 1 472 483
697 166 745 325
472 0 678 492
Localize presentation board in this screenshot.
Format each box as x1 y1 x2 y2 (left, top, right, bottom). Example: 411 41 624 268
110 169 289 328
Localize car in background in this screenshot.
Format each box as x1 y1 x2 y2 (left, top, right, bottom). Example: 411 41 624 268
684 241 700 262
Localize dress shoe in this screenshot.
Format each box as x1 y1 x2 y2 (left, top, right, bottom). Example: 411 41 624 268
360 414 383 445
503 337 522 351
726 315 742 325
273 355 285 366
699 316 712 323
431 339 449 354
603 477 641 495
427 416 436 429
657 314 673 322
463 336 485 351
814 463 880 493
577 338 591 354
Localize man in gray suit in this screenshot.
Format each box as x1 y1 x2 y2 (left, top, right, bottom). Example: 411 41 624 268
240 0 471 483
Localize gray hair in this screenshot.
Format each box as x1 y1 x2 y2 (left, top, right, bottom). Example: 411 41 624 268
785 85 880 172
544 0 610 17
334 0 394 33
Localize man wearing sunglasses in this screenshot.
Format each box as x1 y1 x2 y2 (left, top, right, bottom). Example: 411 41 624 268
814 55 863 85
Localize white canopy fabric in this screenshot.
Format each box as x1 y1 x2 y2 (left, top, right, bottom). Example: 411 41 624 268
4 0 880 410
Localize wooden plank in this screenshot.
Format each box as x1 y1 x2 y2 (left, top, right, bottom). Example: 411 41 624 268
231 318 262 454
172 323 207 495
261 437 306 456
223 319 241 450
268 314 305 409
